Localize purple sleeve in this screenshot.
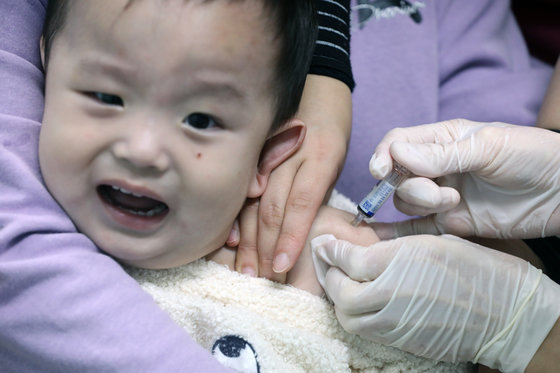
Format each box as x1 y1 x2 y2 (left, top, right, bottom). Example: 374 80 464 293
0 1 231 371
436 0 552 126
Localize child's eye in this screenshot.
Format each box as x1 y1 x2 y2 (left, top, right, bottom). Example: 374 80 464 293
182 113 218 130
88 92 124 107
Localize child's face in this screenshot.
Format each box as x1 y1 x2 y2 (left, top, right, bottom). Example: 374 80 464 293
40 0 279 268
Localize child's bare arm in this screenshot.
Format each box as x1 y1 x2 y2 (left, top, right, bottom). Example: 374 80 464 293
287 206 380 295
209 206 380 296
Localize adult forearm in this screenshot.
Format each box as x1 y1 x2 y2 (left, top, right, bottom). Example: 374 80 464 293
537 58 560 129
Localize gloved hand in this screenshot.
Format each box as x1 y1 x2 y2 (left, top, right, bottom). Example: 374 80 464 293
311 234 560 372
368 119 560 239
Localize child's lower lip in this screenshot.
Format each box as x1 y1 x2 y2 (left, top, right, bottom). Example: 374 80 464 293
98 193 169 232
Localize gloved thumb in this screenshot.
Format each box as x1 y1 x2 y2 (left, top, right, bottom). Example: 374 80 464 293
311 234 396 282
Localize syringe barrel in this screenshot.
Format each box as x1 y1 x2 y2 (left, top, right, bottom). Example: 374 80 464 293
357 163 410 218
383 163 410 187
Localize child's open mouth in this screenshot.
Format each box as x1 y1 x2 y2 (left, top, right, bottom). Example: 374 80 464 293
97 185 169 229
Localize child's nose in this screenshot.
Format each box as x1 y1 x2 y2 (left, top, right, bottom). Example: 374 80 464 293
111 122 170 172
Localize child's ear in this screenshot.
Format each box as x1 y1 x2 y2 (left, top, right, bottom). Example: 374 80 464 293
247 118 306 198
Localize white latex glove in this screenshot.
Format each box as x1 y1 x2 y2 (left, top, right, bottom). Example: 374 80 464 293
369 119 560 239
311 234 560 373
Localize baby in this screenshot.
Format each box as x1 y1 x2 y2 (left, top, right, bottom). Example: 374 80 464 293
37 1 469 371
38 0 379 295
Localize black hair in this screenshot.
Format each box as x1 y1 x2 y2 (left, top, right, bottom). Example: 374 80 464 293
42 0 318 130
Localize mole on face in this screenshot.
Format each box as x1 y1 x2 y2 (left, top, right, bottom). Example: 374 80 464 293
196 152 202 159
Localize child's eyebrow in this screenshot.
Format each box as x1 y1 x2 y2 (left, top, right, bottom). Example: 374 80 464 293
77 57 246 101
184 80 246 102
78 57 137 84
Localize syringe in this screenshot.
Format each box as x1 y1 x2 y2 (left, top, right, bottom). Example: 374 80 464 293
351 163 410 227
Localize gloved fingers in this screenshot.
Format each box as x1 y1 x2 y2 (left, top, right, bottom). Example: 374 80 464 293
389 125 506 178
325 233 557 369
391 215 447 237
368 222 398 240
369 150 394 180
323 267 391 315
334 308 386 339
334 298 425 345
370 218 451 241
312 237 397 281
394 177 460 216
369 119 484 179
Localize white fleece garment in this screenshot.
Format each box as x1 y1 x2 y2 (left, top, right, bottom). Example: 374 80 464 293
127 191 473 373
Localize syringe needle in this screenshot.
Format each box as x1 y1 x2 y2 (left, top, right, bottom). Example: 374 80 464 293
350 213 364 227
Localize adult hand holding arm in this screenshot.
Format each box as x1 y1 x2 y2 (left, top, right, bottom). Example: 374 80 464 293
311 234 560 372
234 75 352 281
369 119 560 240
232 0 354 281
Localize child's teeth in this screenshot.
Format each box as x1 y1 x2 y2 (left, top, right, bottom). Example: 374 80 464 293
122 204 166 217
112 185 145 198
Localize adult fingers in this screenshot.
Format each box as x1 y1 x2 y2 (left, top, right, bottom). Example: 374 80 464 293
313 237 396 282
256 163 295 282
394 215 446 237
369 119 479 179
324 267 390 315
313 239 401 315
235 198 260 278
369 222 398 240
225 218 240 247
389 125 509 179
271 160 336 274
374 213 476 238
393 177 460 216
